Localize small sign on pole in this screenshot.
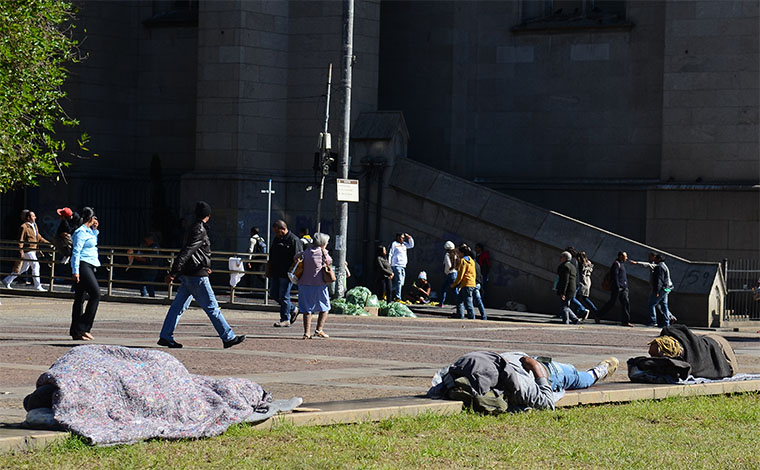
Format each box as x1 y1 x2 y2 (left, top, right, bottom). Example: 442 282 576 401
336 178 359 202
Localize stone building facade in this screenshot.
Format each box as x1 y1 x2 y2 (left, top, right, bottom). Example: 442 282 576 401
2 0 757 277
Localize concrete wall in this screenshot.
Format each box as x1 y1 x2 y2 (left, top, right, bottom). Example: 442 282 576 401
377 0 759 261
379 0 666 181
660 0 759 182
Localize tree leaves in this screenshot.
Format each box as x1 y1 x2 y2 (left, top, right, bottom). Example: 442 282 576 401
0 0 83 192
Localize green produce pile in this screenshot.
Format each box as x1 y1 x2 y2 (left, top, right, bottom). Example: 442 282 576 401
330 298 369 316
378 301 417 318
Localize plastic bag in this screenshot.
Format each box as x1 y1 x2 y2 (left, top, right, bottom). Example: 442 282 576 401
366 294 380 307
330 298 369 316
379 301 417 318
345 286 372 306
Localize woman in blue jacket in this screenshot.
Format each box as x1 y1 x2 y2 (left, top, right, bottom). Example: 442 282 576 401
70 207 101 340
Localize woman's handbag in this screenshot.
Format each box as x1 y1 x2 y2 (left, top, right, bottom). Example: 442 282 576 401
321 248 336 283
288 256 304 284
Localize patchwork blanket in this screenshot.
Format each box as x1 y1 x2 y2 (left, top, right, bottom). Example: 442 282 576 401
25 345 279 445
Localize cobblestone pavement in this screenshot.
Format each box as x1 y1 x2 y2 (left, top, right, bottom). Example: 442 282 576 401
2 295 759 419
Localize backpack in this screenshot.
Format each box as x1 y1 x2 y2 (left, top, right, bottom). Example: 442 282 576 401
445 376 509 415
252 236 266 254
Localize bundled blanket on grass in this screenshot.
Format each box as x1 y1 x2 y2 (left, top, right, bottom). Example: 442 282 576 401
22 345 294 446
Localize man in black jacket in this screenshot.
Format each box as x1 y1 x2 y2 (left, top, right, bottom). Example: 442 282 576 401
157 201 245 349
597 251 633 327
267 219 303 327
556 251 580 324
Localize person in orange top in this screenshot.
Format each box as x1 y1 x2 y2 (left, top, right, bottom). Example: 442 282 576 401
451 244 477 319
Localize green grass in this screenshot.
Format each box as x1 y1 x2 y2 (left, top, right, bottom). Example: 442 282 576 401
3 393 759 469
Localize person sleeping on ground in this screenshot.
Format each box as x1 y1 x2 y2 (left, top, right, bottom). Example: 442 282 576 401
22 344 302 445
428 351 619 414
627 324 738 383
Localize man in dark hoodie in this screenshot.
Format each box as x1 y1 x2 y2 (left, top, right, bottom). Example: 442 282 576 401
157 201 245 349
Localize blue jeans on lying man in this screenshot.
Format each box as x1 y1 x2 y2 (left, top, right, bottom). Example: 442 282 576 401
160 275 235 342
545 360 596 392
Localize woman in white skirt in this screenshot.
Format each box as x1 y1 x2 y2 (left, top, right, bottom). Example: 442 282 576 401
296 232 332 339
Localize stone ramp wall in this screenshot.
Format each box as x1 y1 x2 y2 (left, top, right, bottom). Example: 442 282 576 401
383 158 724 327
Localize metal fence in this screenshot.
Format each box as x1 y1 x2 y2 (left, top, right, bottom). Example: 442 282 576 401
0 239 269 305
723 259 760 322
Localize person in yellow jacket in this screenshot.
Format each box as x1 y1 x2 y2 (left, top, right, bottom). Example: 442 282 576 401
451 244 477 319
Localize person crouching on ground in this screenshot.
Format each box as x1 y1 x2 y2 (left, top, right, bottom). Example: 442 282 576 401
298 233 332 339
452 244 477 319
406 271 432 304
157 201 245 349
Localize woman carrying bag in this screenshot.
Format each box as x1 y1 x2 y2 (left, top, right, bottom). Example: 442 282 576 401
295 232 333 339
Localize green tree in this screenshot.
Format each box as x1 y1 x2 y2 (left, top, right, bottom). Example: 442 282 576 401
0 0 87 192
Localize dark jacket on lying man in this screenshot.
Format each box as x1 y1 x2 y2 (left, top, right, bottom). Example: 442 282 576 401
429 351 555 412
629 324 737 383
661 324 737 379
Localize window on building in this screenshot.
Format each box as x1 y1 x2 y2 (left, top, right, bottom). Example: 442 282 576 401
144 0 198 27
515 0 631 32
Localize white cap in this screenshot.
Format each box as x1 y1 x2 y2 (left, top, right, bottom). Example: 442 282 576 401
444 241 455 250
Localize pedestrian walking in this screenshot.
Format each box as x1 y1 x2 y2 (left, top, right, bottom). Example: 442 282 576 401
53 207 76 265
571 251 598 320
556 251 580 324
440 241 458 306
267 219 303 327
629 252 676 327
69 207 101 340
2 210 50 291
389 232 414 300
452 244 476 319
158 201 246 349
297 233 332 339
597 251 633 327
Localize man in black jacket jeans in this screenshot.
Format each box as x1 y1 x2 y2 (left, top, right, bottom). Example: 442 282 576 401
157 201 245 349
267 219 303 327
556 251 580 324
597 251 633 327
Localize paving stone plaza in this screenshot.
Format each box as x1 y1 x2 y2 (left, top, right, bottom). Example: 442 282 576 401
2 295 760 434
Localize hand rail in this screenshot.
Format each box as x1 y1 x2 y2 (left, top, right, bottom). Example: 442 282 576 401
0 239 272 305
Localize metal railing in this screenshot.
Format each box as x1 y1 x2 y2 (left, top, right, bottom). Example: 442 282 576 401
0 239 270 305
723 258 760 321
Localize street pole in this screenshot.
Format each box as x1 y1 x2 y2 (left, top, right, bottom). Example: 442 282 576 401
334 0 354 298
261 179 275 303
316 64 333 234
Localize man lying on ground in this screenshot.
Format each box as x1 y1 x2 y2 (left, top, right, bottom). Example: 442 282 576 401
628 324 738 383
429 351 619 413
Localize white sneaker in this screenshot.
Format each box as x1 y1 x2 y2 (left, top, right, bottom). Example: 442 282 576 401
35 285 46 292
590 357 619 382
1 280 12 290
